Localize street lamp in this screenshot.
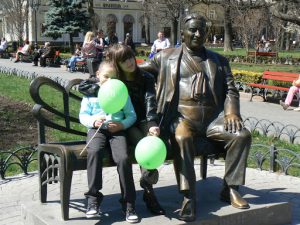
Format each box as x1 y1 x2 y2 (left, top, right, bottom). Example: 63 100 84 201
29 0 41 49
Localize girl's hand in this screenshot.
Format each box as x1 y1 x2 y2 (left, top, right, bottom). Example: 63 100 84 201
148 126 160 136
94 119 105 128
107 121 124 133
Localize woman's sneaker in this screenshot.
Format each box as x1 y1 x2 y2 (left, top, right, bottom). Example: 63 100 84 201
126 208 139 223
279 100 289 110
86 202 100 218
293 107 300 111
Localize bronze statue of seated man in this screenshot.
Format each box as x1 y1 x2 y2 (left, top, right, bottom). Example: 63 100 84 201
139 13 251 222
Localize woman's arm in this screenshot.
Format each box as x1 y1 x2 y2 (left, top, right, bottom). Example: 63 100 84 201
120 96 137 129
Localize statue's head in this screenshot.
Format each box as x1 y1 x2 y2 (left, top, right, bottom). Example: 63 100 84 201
181 13 207 51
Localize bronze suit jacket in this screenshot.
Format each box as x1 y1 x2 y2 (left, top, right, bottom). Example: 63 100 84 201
139 44 241 129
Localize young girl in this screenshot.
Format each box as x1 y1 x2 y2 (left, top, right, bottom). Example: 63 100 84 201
79 61 138 223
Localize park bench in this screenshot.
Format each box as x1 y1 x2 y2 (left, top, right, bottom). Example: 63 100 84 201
75 59 88 73
46 50 61 67
29 76 221 220
247 51 278 63
248 71 300 102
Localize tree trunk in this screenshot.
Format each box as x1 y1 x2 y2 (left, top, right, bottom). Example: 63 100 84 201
87 0 97 31
171 19 178 46
223 4 233 52
285 32 291 51
144 15 150 44
69 34 74 54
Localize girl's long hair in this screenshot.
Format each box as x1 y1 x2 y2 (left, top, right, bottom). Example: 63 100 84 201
107 44 141 82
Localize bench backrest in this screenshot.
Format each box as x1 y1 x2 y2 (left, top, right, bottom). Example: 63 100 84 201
247 51 277 57
29 76 86 144
262 71 299 82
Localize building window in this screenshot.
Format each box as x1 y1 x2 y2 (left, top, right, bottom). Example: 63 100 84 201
106 14 118 35
123 14 134 40
208 10 216 20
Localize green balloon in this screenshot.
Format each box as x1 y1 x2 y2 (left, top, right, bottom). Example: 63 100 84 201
135 136 167 169
98 79 128 114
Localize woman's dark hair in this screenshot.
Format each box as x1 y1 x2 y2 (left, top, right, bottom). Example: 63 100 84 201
107 43 139 81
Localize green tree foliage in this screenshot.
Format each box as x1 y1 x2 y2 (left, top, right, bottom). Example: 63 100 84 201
44 0 90 50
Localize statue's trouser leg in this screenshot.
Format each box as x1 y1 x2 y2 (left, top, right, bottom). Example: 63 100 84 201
206 115 252 186
173 119 196 197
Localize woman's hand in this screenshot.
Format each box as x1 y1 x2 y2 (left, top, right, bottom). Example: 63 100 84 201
107 121 124 133
148 126 160 136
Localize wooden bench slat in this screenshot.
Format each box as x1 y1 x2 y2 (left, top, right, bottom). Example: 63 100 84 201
248 83 289 91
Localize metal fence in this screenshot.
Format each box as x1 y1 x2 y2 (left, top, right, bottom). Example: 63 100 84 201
1 116 299 180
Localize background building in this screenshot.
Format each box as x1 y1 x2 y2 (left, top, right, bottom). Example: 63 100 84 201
0 0 173 46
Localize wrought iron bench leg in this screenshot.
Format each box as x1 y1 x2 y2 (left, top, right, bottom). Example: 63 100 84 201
200 155 208 180
60 164 73 220
39 152 47 203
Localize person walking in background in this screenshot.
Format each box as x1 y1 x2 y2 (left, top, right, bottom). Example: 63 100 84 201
82 31 103 78
280 74 300 111
94 30 107 62
79 61 138 223
14 40 31 63
150 31 170 55
0 37 8 53
124 33 135 53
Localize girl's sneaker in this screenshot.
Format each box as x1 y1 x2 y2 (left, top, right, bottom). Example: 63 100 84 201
86 202 100 218
293 107 300 111
125 208 139 223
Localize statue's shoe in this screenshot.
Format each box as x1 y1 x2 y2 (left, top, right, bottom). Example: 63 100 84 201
220 186 250 209
178 197 196 222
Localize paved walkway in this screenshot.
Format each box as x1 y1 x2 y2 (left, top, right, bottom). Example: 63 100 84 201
0 58 300 224
1 161 300 225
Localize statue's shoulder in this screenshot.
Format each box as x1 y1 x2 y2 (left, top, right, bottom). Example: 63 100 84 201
205 48 228 63
138 68 155 80
160 47 182 59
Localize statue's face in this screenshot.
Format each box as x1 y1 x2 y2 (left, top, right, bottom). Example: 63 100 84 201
182 19 206 51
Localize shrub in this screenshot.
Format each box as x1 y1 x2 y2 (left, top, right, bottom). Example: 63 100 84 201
232 69 262 84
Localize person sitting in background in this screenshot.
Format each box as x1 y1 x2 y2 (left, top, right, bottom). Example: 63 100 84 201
79 61 138 222
264 41 272 52
32 42 49 66
150 31 170 55
280 74 300 111
256 40 265 52
0 37 8 53
67 43 84 72
14 40 31 63
124 33 135 53
39 42 55 67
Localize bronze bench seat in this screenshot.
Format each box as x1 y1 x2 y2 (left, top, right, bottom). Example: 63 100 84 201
30 76 222 220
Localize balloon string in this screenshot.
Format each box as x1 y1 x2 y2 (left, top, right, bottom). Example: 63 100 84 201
80 126 101 156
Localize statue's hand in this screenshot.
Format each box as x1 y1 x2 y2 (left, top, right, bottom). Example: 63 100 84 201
224 114 243 133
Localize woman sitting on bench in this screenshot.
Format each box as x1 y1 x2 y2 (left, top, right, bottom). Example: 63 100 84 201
280 74 300 111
